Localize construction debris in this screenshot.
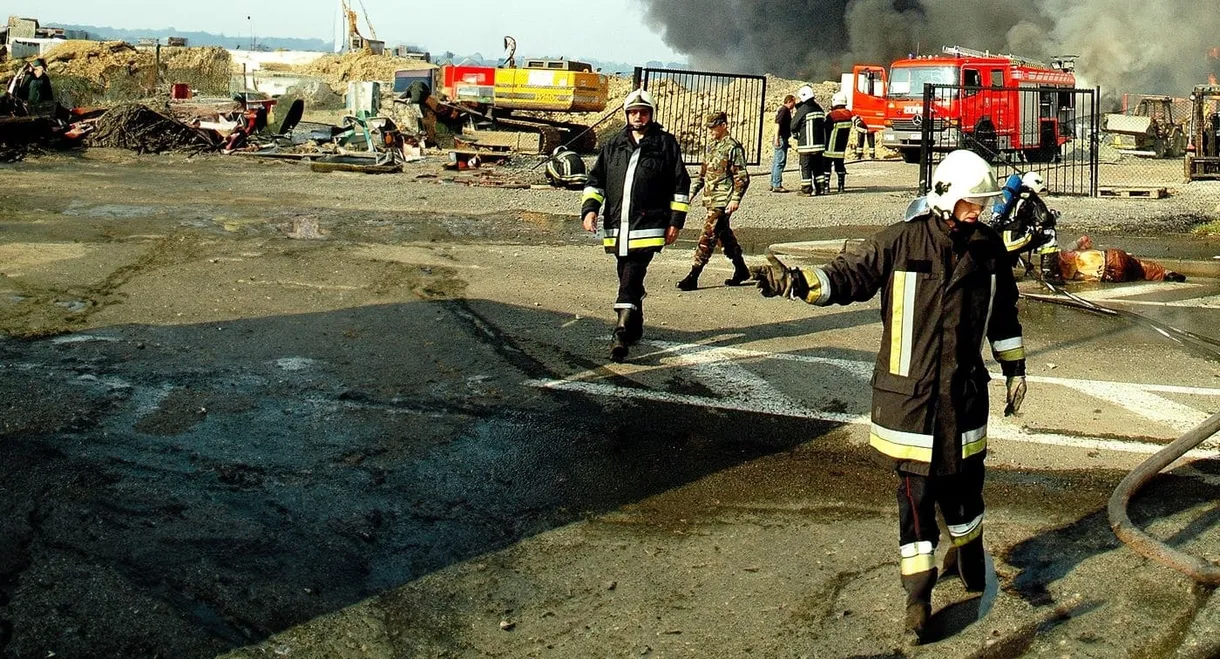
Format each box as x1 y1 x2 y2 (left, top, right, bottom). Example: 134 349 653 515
82 104 219 154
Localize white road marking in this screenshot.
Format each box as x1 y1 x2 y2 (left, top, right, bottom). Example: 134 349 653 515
526 340 1220 459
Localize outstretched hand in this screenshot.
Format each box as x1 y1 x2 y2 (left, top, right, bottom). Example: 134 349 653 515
751 252 809 300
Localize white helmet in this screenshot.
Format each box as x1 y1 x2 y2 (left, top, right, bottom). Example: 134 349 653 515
926 150 1002 217
797 85 815 102
1021 171 1045 194
623 88 656 113
832 91 848 107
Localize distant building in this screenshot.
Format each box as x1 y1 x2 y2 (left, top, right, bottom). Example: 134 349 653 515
166 37 188 47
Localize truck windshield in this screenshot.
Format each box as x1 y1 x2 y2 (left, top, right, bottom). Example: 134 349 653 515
888 65 959 98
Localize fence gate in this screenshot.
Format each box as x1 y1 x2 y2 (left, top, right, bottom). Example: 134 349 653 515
634 67 767 166
915 83 1100 196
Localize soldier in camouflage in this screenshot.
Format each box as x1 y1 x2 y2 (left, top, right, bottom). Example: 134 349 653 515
677 111 752 290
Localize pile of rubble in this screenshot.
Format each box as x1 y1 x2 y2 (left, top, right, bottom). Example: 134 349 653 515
4 41 232 96
294 51 436 86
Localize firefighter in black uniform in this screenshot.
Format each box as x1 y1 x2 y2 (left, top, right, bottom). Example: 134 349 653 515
545 146 588 189
581 89 691 362
790 84 827 196
824 91 856 193
752 149 1028 643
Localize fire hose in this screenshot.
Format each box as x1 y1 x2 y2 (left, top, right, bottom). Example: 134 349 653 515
1024 279 1220 584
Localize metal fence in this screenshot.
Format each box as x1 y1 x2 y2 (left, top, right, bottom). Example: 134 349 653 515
1098 92 1200 189
913 83 1100 196
634 67 767 166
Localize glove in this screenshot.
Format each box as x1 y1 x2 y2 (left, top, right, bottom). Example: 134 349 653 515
1004 376 1027 416
751 253 809 300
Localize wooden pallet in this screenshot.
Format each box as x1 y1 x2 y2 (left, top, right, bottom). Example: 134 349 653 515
1098 186 1168 199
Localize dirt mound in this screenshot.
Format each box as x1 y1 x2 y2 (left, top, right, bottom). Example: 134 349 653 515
296 51 436 86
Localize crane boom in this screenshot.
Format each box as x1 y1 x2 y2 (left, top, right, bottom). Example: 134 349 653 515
357 0 378 40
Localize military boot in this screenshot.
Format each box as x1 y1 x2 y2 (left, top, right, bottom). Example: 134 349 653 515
725 255 751 286
610 309 631 362
901 568 937 645
837 173 846 193
676 265 702 291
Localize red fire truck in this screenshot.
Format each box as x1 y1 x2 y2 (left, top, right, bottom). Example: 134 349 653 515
839 64 888 151
880 46 1078 163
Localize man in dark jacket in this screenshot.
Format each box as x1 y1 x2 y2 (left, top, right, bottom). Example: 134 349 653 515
582 88 691 362
770 94 796 192
824 91 856 193
790 84 826 196
752 149 1027 643
15 58 53 108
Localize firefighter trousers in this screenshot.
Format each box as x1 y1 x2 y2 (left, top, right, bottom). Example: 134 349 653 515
896 459 986 591
614 251 654 313
691 208 742 267
798 152 823 191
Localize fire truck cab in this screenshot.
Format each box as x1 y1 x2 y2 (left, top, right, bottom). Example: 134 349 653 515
881 46 1078 163
839 64 887 139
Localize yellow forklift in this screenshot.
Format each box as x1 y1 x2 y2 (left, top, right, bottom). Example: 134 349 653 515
1186 85 1220 180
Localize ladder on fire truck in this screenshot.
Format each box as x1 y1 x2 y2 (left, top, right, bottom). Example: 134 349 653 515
941 45 1056 71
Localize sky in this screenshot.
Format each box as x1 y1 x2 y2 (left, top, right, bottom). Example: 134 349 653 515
1 0 687 64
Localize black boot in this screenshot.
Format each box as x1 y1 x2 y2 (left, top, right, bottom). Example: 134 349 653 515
676 265 702 291
955 537 986 593
798 183 813 197
610 309 631 362
725 255 751 286
902 568 937 645
623 307 643 345
837 173 846 193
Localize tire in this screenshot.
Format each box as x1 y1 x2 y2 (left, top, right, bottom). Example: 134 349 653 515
900 148 921 164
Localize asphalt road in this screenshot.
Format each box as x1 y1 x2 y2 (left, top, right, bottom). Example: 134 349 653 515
2 151 1220 658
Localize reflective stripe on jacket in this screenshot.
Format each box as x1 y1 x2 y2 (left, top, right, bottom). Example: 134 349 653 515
824 107 854 159
797 213 1025 474
791 99 826 154
581 123 691 256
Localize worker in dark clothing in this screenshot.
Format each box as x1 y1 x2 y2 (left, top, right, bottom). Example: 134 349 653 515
790 84 826 196
676 110 751 291
581 89 691 362
752 149 1027 644
770 94 796 192
824 91 856 193
15 58 53 107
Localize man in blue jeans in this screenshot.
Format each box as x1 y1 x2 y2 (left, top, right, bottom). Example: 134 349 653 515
770 94 796 192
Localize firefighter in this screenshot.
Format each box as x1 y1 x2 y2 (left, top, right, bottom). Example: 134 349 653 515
751 149 1027 643
990 171 1061 280
852 114 876 160
824 91 855 193
545 146 588 189
581 88 691 363
676 111 751 291
790 84 826 196
1053 235 1186 283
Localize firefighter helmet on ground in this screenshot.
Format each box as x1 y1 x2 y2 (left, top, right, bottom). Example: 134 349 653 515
797 85 815 102
623 89 656 114
1021 171 1045 193
926 150 1002 217
832 91 848 107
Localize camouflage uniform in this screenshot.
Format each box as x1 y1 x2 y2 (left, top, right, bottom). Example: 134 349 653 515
688 131 750 267
677 111 752 291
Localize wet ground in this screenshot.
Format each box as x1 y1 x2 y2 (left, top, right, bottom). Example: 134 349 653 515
3 151 1220 658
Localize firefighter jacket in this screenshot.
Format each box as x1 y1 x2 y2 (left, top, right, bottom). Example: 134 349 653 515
990 176 1058 258
689 134 750 209
824 107 855 159
582 123 691 256
794 211 1026 476
790 98 826 155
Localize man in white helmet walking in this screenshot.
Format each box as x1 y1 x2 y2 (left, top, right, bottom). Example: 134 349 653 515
582 89 692 362
751 149 1027 644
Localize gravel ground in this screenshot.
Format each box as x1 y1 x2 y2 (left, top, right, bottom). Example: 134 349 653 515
426 150 1220 237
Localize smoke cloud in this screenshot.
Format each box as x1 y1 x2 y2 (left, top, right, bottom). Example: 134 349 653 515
639 0 1220 97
